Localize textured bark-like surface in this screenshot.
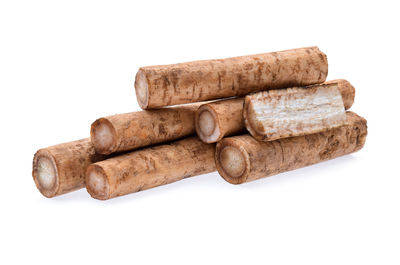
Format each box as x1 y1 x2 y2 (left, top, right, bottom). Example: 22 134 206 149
196 79 355 143
32 139 107 198
215 112 367 184
325 79 355 109
135 47 328 109
244 83 346 141
91 103 202 155
195 98 245 143
86 137 216 200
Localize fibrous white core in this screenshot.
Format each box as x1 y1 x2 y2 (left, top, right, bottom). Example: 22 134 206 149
219 146 245 178
36 157 56 190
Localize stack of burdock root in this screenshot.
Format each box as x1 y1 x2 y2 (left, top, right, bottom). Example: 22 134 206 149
32 47 367 200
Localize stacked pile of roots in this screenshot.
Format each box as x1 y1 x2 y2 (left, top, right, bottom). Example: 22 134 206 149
32 47 367 200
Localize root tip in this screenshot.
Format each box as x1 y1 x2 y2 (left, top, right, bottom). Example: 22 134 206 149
91 118 117 155
86 165 110 200
216 143 249 184
135 69 149 109
196 107 221 143
33 151 59 198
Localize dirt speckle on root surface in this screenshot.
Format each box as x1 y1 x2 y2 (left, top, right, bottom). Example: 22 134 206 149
216 112 367 184
136 47 328 109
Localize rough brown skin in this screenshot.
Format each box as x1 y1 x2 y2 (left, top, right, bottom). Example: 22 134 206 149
91 103 202 155
195 79 355 143
195 98 245 143
215 112 367 184
32 139 107 198
86 137 216 200
243 83 346 141
135 46 328 109
325 79 355 110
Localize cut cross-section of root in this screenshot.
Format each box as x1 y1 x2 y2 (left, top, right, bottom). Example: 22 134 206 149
216 112 367 184
244 83 347 141
32 139 107 198
34 154 58 195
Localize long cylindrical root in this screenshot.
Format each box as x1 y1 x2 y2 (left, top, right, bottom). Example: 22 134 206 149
195 98 245 143
195 79 355 143
32 139 107 197
135 47 328 109
86 137 216 200
215 112 367 184
91 104 202 155
243 83 347 141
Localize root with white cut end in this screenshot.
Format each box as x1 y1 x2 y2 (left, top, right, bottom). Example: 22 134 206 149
217 145 249 184
86 137 216 200
33 151 58 197
244 83 347 141
195 98 244 143
90 103 203 155
195 79 355 144
216 112 367 184
86 165 110 200
32 139 107 197
90 118 117 155
198 110 216 136
195 106 221 143
135 47 328 109
134 69 149 109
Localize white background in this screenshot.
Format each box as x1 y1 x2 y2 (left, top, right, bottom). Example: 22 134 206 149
1 0 399 264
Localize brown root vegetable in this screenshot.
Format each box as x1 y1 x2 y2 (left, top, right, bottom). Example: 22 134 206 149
215 112 367 184
91 103 202 155
86 137 216 200
32 139 107 198
195 98 245 143
195 79 355 143
243 83 346 141
135 46 328 109
325 79 355 110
